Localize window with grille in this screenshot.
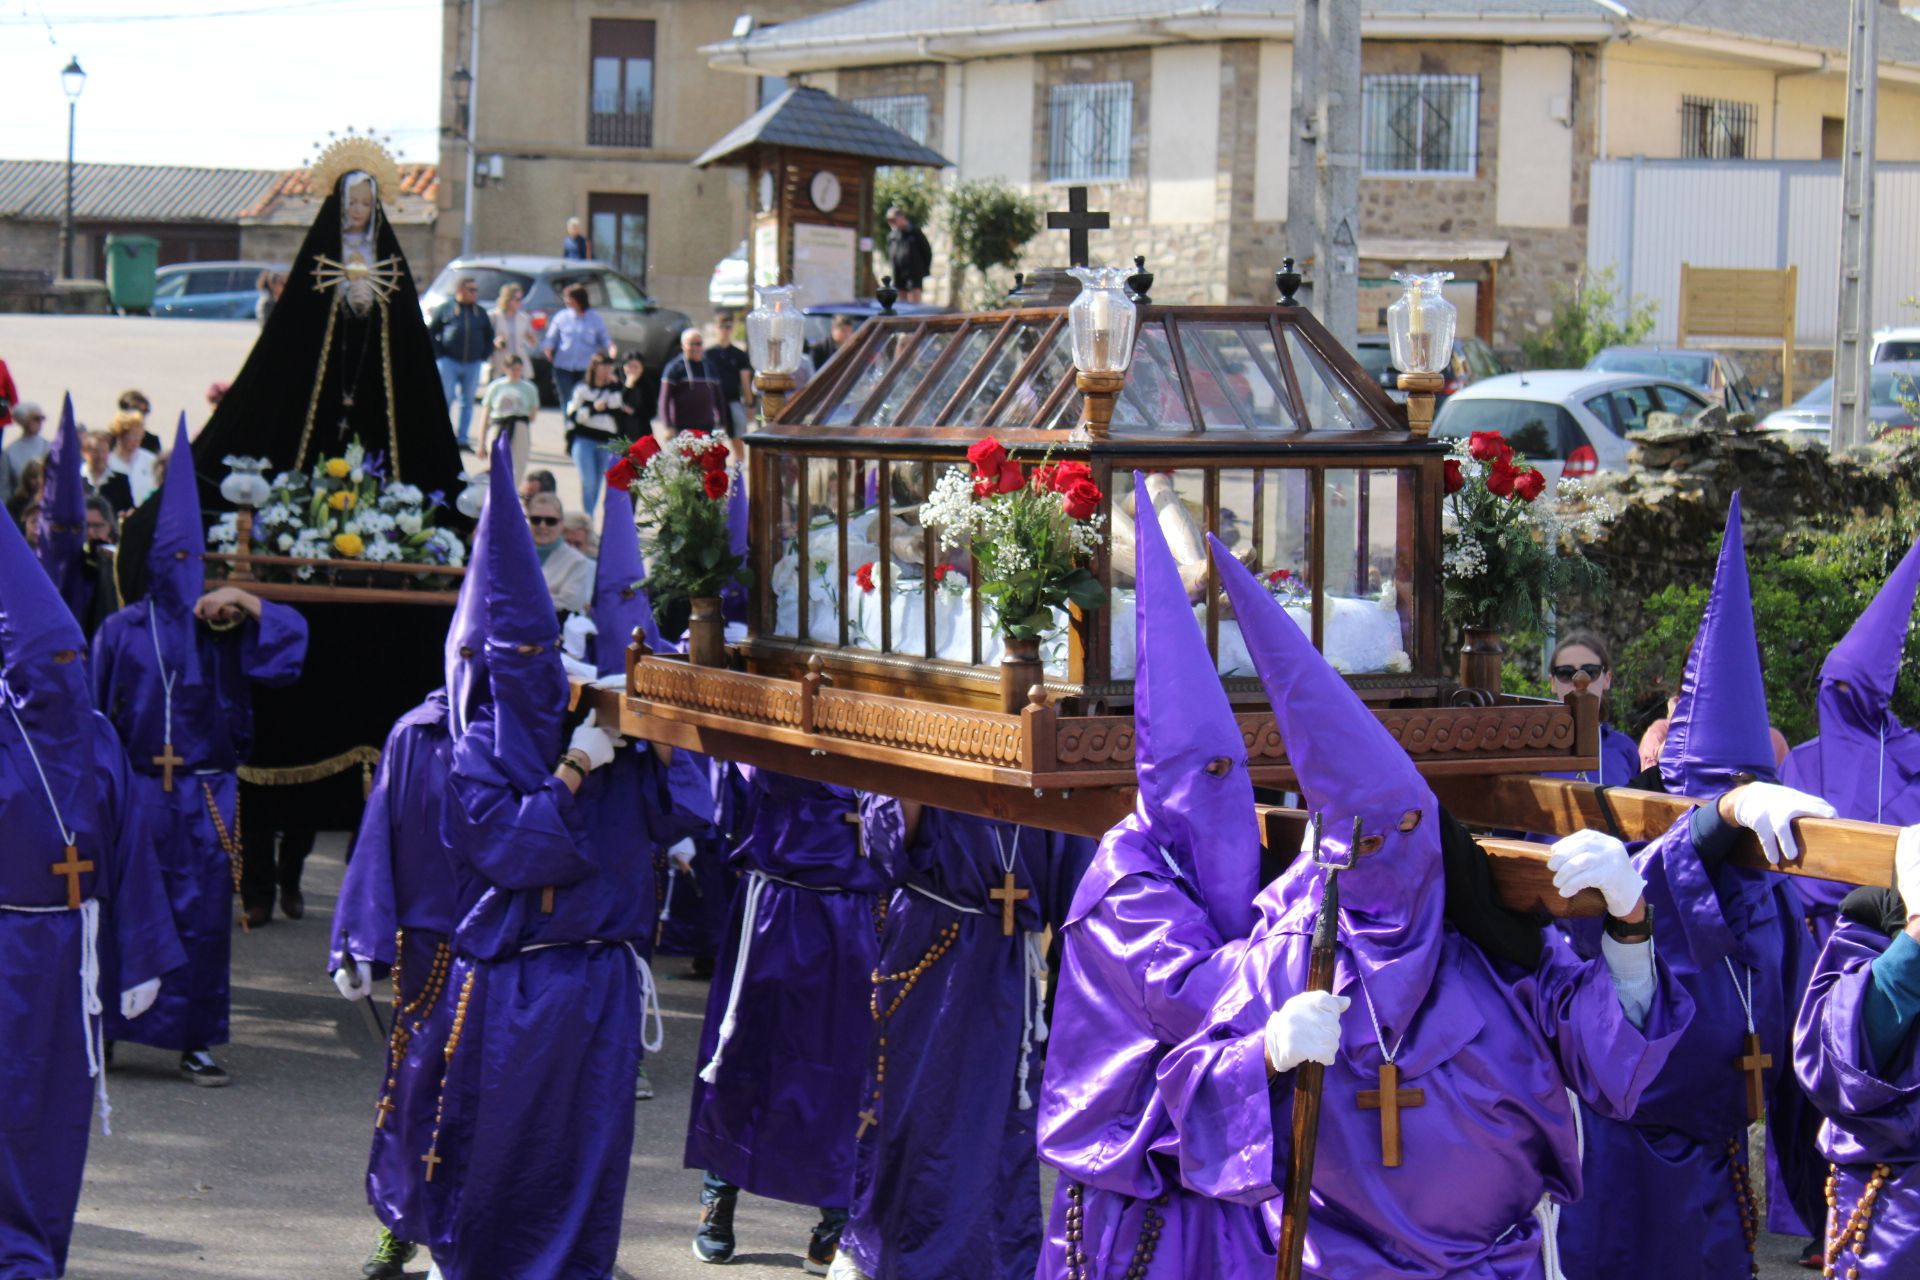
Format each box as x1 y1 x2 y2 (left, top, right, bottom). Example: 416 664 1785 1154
1048 82 1133 183
1360 74 1479 177
589 19 654 147
851 93 930 145
1681 96 1757 160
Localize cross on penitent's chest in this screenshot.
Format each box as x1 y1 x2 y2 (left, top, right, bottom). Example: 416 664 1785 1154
856 1107 878 1140
1046 186 1110 269
373 1096 396 1129
153 743 184 793
421 1148 443 1182
51 844 94 910
1737 1032 1773 1123
988 871 1028 937
1356 1061 1426 1168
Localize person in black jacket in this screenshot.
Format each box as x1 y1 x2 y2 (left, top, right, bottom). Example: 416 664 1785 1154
432 276 493 450
885 207 933 303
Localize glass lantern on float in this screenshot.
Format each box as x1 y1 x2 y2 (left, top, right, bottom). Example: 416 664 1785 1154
1385 271 1458 436
218 455 274 582
746 283 807 421
1067 266 1137 437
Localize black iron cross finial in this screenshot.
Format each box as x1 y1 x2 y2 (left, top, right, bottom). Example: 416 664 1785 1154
1046 186 1110 269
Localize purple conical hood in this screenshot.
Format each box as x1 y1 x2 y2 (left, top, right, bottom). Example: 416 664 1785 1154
593 482 661 676
727 469 748 561
444 480 491 738
0 495 95 818
1130 474 1259 937
0 490 88 692
1824 534 1920 710
34 395 89 623
1212 532 1442 1039
1661 492 1778 795
149 414 205 612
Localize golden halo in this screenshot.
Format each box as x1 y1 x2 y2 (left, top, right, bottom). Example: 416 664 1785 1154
307 133 402 201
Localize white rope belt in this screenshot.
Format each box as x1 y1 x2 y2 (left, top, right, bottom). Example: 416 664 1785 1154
904 882 984 915
699 871 769 1083
509 937 664 1054
1527 1087 1584 1280
1 898 109 1134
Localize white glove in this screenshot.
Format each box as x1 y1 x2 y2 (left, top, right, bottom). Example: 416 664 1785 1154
667 837 696 874
1548 829 1647 919
1896 826 1920 924
333 958 374 1002
119 977 160 1020
562 612 598 662
1728 782 1837 866
1264 990 1349 1074
568 710 620 772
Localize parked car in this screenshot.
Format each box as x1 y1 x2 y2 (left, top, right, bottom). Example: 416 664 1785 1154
1872 327 1920 364
420 256 691 405
801 298 954 371
709 241 749 310
1758 361 1920 448
1354 333 1508 404
151 261 287 320
1432 370 1713 481
1584 345 1762 415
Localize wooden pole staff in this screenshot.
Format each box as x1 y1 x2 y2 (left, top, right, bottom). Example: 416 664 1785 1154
1277 814 1339 1280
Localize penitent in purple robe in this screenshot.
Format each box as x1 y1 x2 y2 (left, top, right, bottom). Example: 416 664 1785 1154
684 766 886 1208
96 419 307 1051
838 803 1092 1280
1794 918 1920 1277
1037 473 1272 1280
0 508 184 1280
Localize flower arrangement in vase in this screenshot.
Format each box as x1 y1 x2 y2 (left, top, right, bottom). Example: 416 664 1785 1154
613 430 750 664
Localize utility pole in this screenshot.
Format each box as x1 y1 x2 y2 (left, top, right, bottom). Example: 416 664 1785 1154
1287 0 1322 306
1831 0 1878 453
460 0 481 259
1287 0 1360 350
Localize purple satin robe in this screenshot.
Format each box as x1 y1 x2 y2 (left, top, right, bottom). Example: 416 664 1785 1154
1781 738 1920 930
0 711 184 1278
433 736 710 1280
654 753 738 963
1037 816 1272 1280
684 768 887 1208
838 802 1092 1280
1557 814 1812 1278
1795 919 1920 1278
1156 878 1693 1280
94 599 307 1049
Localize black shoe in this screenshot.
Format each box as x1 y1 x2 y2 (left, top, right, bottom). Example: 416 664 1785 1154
280 885 305 920
690 955 716 980
692 1187 737 1264
104 1040 115 1069
1797 1239 1823 1270
804 1216 844 1275
362 1227 418 1279
179 1049 230 1088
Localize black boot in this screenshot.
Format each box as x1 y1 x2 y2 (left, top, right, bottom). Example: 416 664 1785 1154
692 1183 737 1264
805 1209 847 1276
362 1226 418 1279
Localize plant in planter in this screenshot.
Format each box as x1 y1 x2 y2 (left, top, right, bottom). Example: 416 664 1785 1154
1441 431 1610 689
922 437 1107 710
612 431 750 665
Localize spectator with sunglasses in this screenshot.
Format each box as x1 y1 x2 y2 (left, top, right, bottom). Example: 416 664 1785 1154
526 490 592 615
1546 632 1643 787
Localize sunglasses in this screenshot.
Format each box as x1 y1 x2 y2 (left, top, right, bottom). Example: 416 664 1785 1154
528 515 561 527
1551 663 1606 681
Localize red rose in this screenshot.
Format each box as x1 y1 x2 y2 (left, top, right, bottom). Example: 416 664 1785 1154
1034 459 1092 493
973 476 997 499
1443 458 1464 494
699 443 730 474
855 561 876 593
703 470 729 500
932 563 956 583
994 458 1025 495
967 437 1008 474
605 458 635 490
1467 430 1509 462
1485 456 1518 498
1266 568 1292 584
1512 468 1547 502
628 436 661 466
1062 477 1103 521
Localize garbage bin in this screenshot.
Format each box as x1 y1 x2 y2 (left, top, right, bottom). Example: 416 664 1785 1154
104 234 160 314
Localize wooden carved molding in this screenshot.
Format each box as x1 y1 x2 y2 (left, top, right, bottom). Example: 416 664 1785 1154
812 686 1026 767
631 658 803 728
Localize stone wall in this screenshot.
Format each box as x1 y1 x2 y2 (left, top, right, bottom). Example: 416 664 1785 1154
837 63 946 153
0 221 64 275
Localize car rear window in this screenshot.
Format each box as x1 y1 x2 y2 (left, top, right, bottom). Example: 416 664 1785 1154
1433 398 1579 459
1590 351 1711 387
1877 340 1920 363
429 266 533 305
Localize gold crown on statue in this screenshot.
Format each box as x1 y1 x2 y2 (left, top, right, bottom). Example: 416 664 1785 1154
306 130 403 199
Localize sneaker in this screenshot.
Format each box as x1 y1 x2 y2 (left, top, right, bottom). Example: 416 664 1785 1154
826 1251 871 1280
1797 1240 1823 1270
180 1049 230 1087
804 1218 843 1276
634 1067 655 1102
362 1227 418 1279
692 1186 737 1264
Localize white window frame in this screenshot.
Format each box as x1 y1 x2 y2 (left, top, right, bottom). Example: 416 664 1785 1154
1360 73 1480 179
1048 81 1134 184
851 93 931 146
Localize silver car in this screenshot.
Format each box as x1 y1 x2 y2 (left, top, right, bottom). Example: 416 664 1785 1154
1433 370 1712 480
1759 361 1920 448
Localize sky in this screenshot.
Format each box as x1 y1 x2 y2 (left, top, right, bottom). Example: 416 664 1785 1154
4 0 444 171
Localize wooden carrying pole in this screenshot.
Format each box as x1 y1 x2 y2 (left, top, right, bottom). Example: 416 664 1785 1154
1276 816 1340 1280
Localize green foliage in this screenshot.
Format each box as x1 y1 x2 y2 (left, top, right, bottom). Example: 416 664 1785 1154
872 168 938 233
943 179 1044 295
1519 267 1658 370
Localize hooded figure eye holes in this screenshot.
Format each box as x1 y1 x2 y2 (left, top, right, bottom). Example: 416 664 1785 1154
458 645 476 658
1354 833 1386 856
1203 756 1234 778
53 650 79 665
1399 809 1423 832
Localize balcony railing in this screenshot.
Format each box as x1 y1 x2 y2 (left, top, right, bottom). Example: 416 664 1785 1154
589 99 651 148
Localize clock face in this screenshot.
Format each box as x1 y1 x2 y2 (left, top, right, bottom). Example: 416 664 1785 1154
809 170 842 214
757 170 775 213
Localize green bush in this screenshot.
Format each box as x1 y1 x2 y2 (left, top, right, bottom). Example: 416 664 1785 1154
872 169 938 232
1520 267 1658 370
944 179 1043 298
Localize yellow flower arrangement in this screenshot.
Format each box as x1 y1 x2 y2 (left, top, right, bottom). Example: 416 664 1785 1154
333 532 365 557
325 458 352 479
328 490 357 511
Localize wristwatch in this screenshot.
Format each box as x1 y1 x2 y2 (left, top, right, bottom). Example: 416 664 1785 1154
1603 901 1654 943
556 752 589 781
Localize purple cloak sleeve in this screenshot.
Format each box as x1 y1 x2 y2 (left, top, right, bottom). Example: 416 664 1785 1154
448 742 596 891
331 719 407 973
237 599 308 686
1526 926 1694 1121
1796 920 1920 1159
641 745 715 849
95 716 185 993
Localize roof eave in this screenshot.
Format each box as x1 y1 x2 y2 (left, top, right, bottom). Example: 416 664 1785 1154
1623 21 1920 79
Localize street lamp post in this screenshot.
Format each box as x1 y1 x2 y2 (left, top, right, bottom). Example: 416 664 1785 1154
59 56 86 280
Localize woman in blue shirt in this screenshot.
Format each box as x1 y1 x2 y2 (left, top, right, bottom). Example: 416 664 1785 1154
541 283 615 407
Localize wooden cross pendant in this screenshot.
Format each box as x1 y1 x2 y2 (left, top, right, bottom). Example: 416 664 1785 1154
153 742 184 792
1356 1061 1426 1168
540 885 555 913
1737 1032 1773 1123
421 1148 443 1182
988 870 1029 937
856 1107 878 1140
373 1096 396 1129
51 844 94 910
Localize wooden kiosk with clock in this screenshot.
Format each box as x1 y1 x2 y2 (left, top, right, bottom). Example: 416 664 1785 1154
694 86 949 303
